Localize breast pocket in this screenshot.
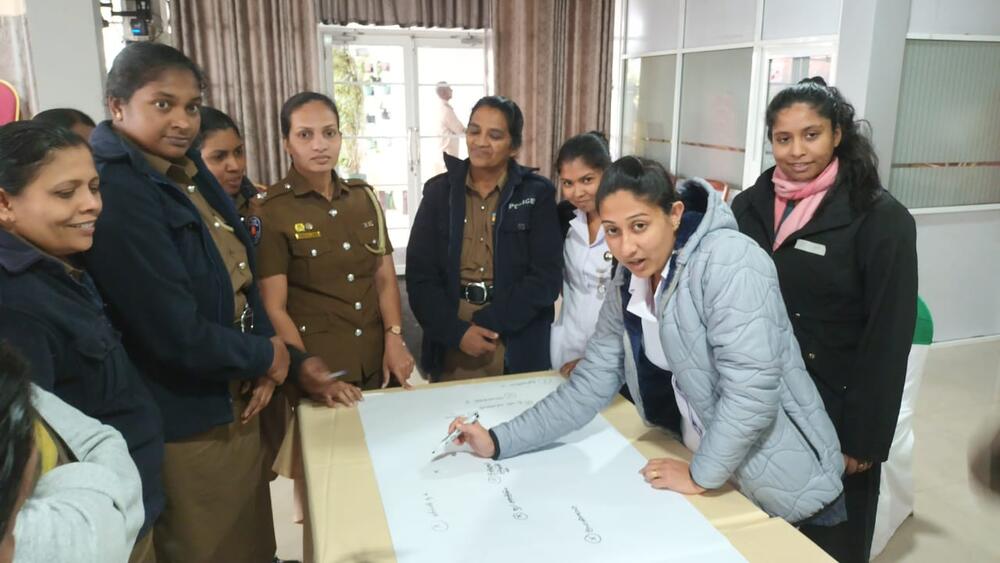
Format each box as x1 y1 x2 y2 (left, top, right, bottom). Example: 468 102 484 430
164 205 211 278
72 328 130 403
290 238 353 286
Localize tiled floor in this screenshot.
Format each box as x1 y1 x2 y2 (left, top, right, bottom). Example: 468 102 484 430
272 339 1000 562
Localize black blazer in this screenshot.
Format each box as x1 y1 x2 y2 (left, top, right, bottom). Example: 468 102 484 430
732 168 917 462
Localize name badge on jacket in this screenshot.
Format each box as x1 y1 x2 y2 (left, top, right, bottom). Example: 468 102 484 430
794 238 826 256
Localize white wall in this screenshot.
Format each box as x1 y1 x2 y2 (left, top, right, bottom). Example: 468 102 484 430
24 0 107 121
914 210 1000 341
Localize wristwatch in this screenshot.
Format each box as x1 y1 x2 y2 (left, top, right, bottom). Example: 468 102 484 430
385 325 403 336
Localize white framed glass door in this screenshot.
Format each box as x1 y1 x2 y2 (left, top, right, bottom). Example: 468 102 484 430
319 26 488 270
742 43 836 185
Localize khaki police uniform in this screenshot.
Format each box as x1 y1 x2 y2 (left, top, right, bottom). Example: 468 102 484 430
439 172 508 381
142 152 275 563
256 166 392 390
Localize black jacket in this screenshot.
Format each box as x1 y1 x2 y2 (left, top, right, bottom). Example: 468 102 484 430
406 154 562 378
84 122 285 441
731 168 917 462
0 230 164 534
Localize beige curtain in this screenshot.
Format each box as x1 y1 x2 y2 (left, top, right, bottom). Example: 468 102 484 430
174 0 320 184
316 0 489 29
0 0 37 117
492 0 613 178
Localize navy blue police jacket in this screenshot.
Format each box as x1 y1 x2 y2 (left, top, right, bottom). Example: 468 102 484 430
0 231 165 535
83 121 287 442
406 153 562 378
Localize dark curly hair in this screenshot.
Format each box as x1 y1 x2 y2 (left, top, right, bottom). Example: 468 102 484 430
766 77 881 212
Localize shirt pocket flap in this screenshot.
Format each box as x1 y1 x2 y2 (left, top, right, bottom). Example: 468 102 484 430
290 237 335 258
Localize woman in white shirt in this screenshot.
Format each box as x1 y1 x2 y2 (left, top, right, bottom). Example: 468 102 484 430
550 131 615 375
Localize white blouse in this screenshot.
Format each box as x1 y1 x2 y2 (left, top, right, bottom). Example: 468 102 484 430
625 257 705 452
550 209 614 369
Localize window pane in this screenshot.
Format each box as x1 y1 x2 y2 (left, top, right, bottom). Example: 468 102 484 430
332 45 408 138
890 40 1000 207
416 46 485 86
683 0 755 48
621 55 676 169
676 48 752 187
762 0 841 40
761 55 832 172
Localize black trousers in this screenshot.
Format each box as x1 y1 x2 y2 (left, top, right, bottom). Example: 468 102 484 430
800 463 881 563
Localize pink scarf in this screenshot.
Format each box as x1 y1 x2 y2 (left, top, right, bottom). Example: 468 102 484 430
772 158 839 250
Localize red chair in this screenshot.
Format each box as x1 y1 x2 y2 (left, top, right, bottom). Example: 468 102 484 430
0 79 21 125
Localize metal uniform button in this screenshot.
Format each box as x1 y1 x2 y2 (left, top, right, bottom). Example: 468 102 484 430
213 221 221 228
807 352 816 360
299 325 306 333
187 185 196 193
354 328 363 337
478 266 485 273
480 205 486 211
285 183 292 190
354 302 362 310
347 273 355 282
479 236 484 243
329 209 338 218
310 249 318 257
343 242 351 251
238 261 247 271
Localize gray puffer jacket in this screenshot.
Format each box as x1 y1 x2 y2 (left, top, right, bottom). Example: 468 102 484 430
492 179 844 523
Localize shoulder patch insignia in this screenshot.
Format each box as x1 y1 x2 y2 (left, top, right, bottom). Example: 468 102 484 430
247 215 262 245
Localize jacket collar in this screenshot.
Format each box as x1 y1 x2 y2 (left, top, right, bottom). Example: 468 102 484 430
0 229 81 277
747 166 856 249
90 121 254 251
91 121 194 187
443 153 529 194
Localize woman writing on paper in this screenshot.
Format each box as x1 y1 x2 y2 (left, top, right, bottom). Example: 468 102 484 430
449 157 846 526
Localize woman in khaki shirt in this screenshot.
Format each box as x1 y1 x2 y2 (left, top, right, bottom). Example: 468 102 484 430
256 92 414 391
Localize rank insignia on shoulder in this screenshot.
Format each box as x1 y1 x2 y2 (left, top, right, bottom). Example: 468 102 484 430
294 222 306 232
294 231 322 240
247 216 262 245
362 220 375 228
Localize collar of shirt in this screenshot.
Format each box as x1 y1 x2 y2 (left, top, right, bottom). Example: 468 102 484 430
140 149 198 186
285 165 345 199
465 169 508 196
625 256 673 323
570 207 606 247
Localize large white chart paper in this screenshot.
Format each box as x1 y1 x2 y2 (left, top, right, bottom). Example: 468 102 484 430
357 376 747 563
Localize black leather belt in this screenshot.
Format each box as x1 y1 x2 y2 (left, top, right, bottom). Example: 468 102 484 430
461 282 494 305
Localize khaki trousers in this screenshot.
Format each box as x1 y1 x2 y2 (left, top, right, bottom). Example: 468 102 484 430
153 383 275 563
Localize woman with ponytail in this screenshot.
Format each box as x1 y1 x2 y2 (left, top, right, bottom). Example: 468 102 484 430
732 77 918 562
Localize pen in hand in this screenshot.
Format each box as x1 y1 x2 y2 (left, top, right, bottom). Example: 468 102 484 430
431 411 480 456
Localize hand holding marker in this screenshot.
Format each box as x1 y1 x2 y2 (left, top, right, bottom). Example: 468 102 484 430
432 411 480 456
